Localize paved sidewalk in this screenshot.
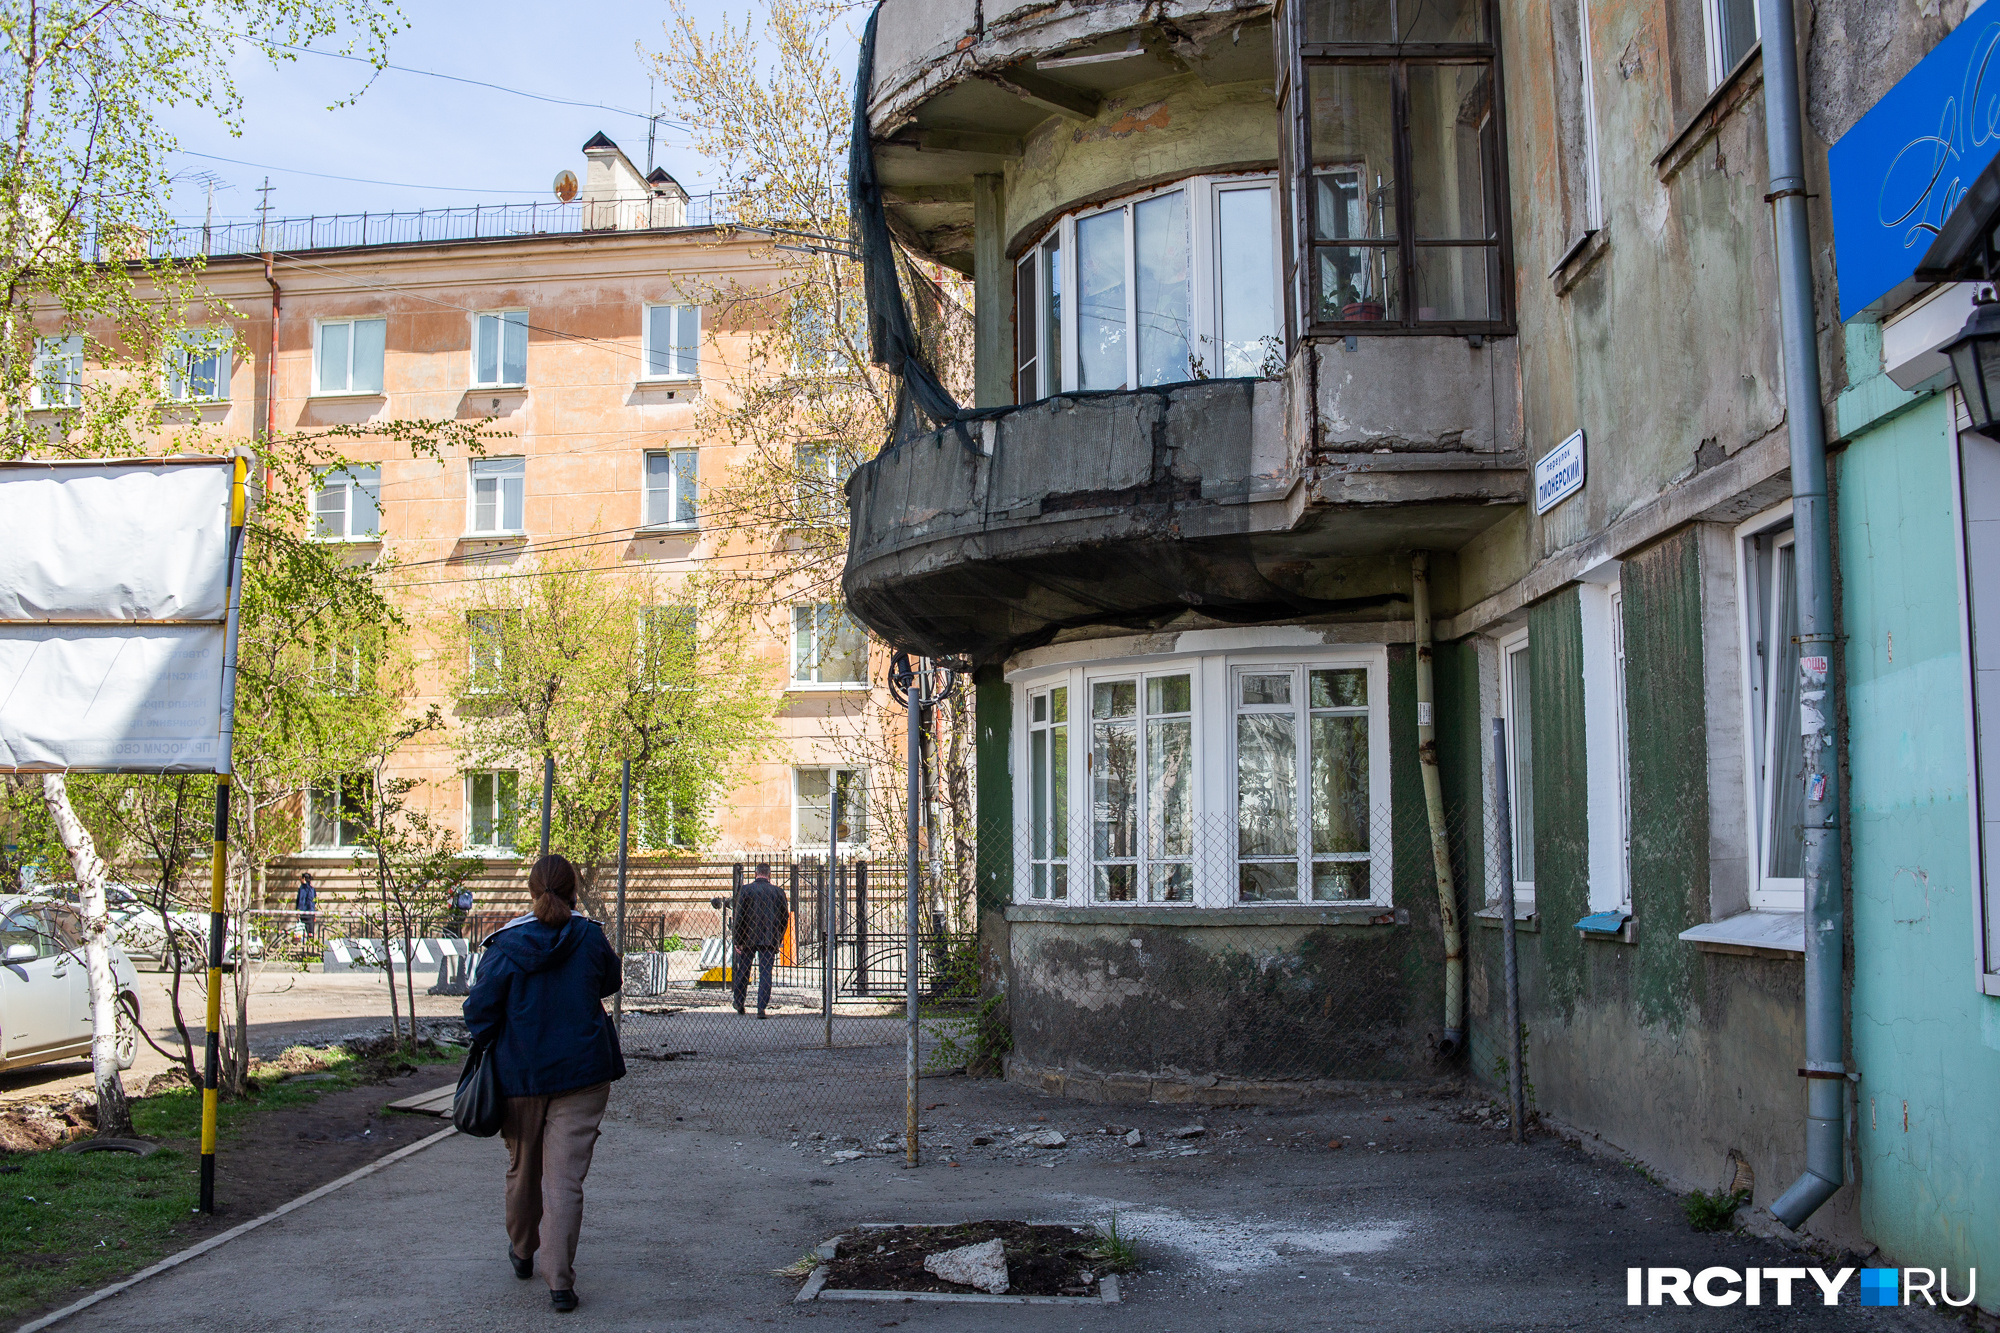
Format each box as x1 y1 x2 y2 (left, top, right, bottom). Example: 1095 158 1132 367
36 1073 1959 1332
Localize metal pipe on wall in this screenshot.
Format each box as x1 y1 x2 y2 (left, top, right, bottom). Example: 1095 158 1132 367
1413 552 1464 1056
825 785 838 1051
1492 720 1525 1144
1756 0 1847 1233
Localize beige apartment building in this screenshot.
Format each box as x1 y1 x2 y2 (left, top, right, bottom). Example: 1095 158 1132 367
49 134 877 881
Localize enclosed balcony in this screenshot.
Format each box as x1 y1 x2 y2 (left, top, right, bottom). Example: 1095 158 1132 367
848 0 1525 662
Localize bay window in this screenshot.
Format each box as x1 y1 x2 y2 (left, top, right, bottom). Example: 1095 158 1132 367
1015 647 1390 908
1285 0 1511 333
1014 175 1279 402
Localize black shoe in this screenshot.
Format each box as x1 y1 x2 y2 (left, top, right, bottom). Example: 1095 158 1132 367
733 999 745 1014
756 1010 767 1020
509 1247 533 1280
551 1289 578 1313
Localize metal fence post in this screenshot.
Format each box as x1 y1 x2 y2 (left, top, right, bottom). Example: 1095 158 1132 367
615 759 629 1034
824 787 838 1050
905 677 922 1169
1492 720 1525 1143
855 859 869 995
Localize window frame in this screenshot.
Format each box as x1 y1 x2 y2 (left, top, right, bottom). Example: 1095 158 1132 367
1283 0 1516 338
789 602 869 689
1574 0 1605 232
1703 0 1760 90
642 303 701 380
162 330 233 404
311 463 382 542
642 448 699 529
1011 645 1392 909
1012 173 1283 403
1026 683 1074 901
1495 627 1536 907
471 308 529 388
793 766 868 851
304 774 372 851
467 455 526 536
1735 501 1805 913
465 770 520 854
466 610 510 695
311 316 386 397
29 336 83 410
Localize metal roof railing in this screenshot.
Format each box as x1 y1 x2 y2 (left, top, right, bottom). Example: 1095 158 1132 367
95 192 743 262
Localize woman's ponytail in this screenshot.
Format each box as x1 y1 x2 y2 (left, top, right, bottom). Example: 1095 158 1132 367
527 854 578 927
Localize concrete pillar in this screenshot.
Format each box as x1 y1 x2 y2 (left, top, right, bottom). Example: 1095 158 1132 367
973 174 1009 409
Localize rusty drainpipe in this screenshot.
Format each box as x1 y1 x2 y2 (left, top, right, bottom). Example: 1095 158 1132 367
1413 551 1464 1056
262 251 280 473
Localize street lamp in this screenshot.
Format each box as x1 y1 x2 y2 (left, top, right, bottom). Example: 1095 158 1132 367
1945 288 2000 440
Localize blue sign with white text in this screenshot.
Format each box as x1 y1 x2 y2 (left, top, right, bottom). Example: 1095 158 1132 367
1829 15 2000 321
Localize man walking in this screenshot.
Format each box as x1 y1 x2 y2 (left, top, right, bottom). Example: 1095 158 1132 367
296 871 317 939
732 862 788 1018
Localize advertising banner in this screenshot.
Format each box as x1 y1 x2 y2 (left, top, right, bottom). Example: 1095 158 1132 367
0 458 237 773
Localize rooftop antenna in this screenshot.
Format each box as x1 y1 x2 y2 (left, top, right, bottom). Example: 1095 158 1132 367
647 77 656 176
173 169 231 254
256 176 274 251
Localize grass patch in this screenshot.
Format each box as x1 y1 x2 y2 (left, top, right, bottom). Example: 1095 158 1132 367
1089 1213 1140 1274
1682 1188 1749 1233
0 1041 462 1320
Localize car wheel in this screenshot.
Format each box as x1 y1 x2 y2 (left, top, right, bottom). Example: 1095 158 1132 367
114 995 139 1070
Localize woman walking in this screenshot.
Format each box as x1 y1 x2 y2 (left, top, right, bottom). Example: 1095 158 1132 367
464 854 625 1312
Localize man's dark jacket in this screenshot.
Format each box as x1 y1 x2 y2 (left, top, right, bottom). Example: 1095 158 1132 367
463 915 625 1098
733 876 790 951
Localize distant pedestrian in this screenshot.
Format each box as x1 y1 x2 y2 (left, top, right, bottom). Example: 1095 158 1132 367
448 885 474 937
732 861 789 1018
462 854 625 1313
295 872 317 938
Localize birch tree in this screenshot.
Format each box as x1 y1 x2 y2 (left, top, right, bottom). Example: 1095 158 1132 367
37 776 133 1135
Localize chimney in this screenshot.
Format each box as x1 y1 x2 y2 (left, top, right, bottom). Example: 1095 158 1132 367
647 168 689 228
579 132 647 230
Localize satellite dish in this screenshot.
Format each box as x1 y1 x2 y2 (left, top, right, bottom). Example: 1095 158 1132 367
553 170 578 203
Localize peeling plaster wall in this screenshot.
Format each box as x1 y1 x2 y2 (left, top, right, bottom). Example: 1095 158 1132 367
1005 74 1278 252
1836 392 2000 1299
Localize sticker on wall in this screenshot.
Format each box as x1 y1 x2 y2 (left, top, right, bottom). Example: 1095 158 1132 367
1534 430 1586 515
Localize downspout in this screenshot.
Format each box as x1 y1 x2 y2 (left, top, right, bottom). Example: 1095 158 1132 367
1756 0 1845 1231
1412 552 1464 1056
263 251 280 478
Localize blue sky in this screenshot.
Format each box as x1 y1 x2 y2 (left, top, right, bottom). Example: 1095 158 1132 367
160 0 860 228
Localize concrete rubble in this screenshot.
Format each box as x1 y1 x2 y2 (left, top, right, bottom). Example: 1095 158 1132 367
922 1238 1009 1295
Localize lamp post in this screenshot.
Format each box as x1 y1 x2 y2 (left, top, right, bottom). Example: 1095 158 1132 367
888 651 959 1169
1945 289 2000 440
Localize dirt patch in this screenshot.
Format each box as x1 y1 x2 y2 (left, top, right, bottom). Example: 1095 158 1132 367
822 1221 1113 1297
0 1092 98 1152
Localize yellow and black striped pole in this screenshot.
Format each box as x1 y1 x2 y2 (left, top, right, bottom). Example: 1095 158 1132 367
199 457 248 1214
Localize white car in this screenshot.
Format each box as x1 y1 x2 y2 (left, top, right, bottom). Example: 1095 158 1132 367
103 885 261 971
0 895 140 1073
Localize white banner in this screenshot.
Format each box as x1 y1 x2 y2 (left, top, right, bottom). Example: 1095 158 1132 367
0 626 225 771
0 461 231 621
0 458 235 773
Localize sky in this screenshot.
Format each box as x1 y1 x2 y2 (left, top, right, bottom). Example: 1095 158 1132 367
157 0 860 230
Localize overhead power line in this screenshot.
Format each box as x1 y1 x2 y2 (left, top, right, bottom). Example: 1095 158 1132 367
174 150 540 196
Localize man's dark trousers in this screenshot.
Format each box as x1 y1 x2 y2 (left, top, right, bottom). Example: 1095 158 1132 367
733 947 775 1014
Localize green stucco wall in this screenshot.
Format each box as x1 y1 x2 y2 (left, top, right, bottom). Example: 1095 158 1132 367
1836 389 2000 1304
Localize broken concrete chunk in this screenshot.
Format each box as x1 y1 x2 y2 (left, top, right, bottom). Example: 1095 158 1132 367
1169 1124 1207 1139
824 1150 864 1164
1013 1129 1068 1149
1123 1129 1145 1147
923 1238 1009 1295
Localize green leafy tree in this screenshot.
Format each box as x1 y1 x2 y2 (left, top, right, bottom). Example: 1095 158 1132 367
446 555 776 915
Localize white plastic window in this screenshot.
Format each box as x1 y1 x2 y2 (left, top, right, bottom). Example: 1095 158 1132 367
473 310 529 387
644 450 698 527
467 771 519 851
469 456 526 535
314 318 385 395
791 604 867 686
1016 176 1279 402
305 776 371 849
1027 685 1071 900
1088 673 1195 903
1706 0 1759 86
312 464 381 541
1498 630 1536 897
1739 513 1804 911
796 767 867 847
165 332 232 403
467 611 509 693
30 337 83 409
644 304 700 378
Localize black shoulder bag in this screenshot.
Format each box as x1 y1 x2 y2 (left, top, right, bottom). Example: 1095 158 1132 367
453 1039 505 1137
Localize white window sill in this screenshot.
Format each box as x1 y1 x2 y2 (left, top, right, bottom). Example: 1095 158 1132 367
788 682 871 693
464 848 520 859
462 531 528 541
307 391 384 401
635 377 700 388
297 847 367 859
470 383 528 392
1474 890 1537 925
1679 910 1804 957
164 398 231 407
637 523 699 535
309 534 383 545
